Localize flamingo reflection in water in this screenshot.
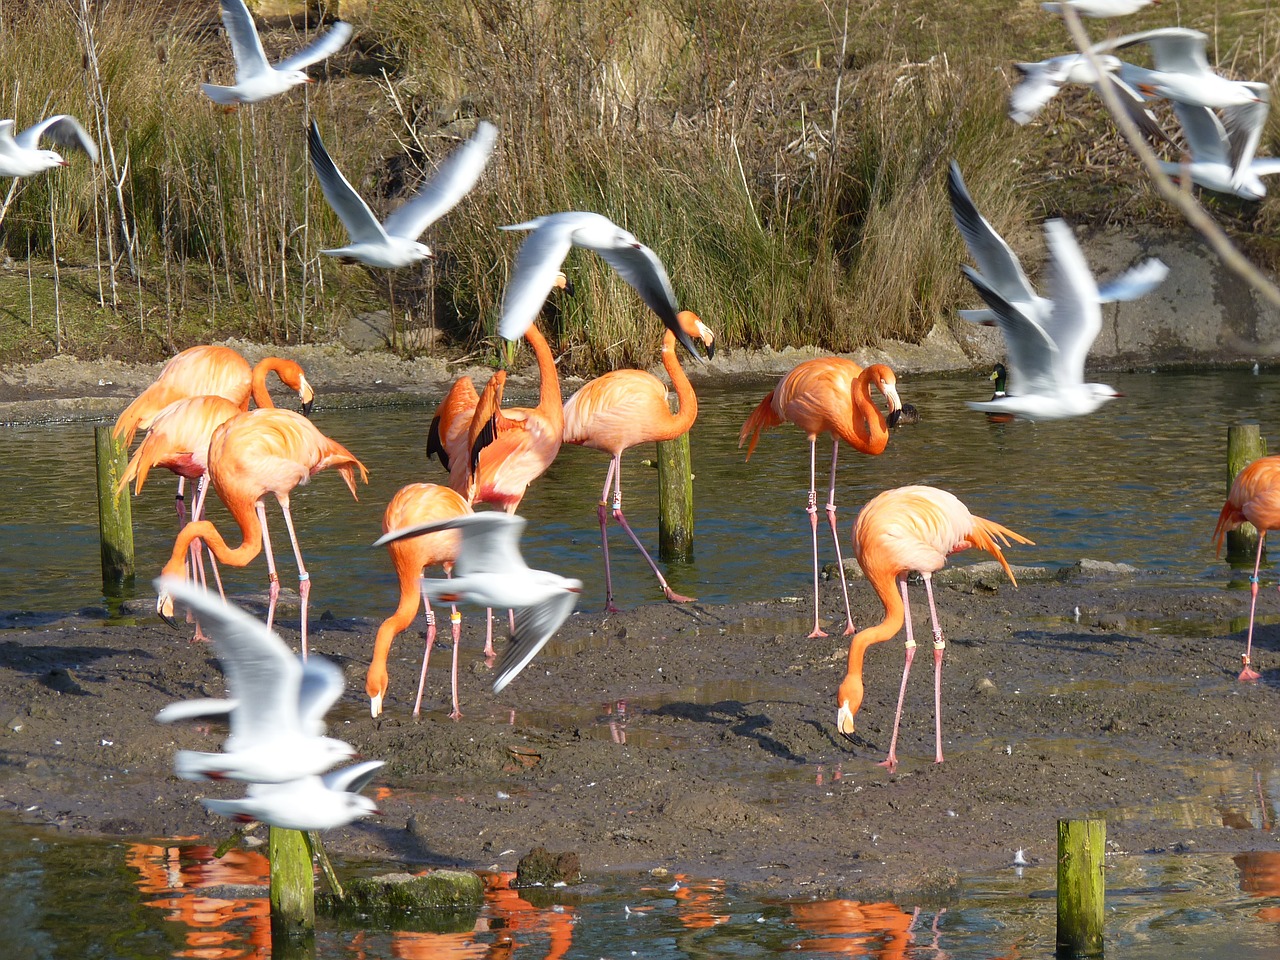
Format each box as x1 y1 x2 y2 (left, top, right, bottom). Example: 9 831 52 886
789 899 947 957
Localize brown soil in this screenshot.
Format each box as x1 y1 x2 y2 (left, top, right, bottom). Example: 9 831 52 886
1 567 1277 900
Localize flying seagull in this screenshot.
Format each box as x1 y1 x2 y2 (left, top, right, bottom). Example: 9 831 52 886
1160 93 1280 199
154 576 355 783
374 512 582 692
201 0 353 106
203 759 385 831
962 219 1125 421
498 211 706 360
1113 27 1268 109
308 119 498 268
0 116 98 178
948 161 1167 325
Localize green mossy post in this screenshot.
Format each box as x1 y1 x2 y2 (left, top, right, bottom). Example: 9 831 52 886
1226 423 1267 562
269 826 315 949
656 430 693 561
1056 818 1105 958
94 425 134 591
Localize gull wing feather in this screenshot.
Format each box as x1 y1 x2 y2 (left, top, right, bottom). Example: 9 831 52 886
219 0 272 80
1223 91 1271 172
1009 60 1068 124
307 120 389 245
375 512 530 579
275 20 354 72
1038 219 1101 387
494 587 580 692
498 216 576 340
1096 257 1168 303
156 698 237 724
1132 28 1212 76
322 759 385 794
961 265 1060 396
381 121 498 240
295 656 345 736
155 576 304 740
1173 102 1229 163
16 115 99 162
948 162 1037 306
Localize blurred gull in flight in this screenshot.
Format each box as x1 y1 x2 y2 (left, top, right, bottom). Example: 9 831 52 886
154 576 356 783
0 115 98 178
203 759 385 831
201 0 352 105
498 211 706 359
375 512 582 692
308 119 498 268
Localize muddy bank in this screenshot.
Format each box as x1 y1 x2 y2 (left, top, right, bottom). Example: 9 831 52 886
1 563 1276 900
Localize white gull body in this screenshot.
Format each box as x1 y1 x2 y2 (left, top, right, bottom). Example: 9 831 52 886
374 512 582 692
0 116 98 178
1160 93 1280 199
154 576 356 783
963 219 1126 421
1114 28 1268 109
201 0 352 105
203 760 384 830
498 211 705 359
308 119 497 269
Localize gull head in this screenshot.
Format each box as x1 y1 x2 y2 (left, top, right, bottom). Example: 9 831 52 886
280 68 314 91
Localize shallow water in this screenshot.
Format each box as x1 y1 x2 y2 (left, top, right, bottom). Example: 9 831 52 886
4 812 1280 959
1 369 1277 621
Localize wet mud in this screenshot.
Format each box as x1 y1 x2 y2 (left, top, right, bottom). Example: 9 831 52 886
1 567 1277 900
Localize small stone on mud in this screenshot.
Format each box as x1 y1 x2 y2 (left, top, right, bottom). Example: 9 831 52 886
42 668 86 695
972 677 997 696
1096 614 1126 631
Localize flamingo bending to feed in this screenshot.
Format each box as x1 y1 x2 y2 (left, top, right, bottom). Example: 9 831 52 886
837 485 1033 770
739 359 904 638
562 310 715 610
368 483 472 718
154 408 367 657
1213 454 1280 680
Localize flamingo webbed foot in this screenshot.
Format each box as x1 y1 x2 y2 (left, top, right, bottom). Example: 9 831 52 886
664 588 696 604
877 756 899 772
807 627 829 639
1240 659 1261 682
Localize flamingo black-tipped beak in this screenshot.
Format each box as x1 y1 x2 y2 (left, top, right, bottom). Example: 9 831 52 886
563 277 575 297
300 398 314 418
887 408 902 428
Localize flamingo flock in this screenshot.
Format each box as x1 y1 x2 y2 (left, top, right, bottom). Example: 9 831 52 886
95 0 1273 797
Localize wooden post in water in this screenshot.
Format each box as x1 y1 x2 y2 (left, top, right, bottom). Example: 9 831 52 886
94 425 134 591
1056 818 1105 958
656 430 694 561
269 826 315 948
1226 422 1267 562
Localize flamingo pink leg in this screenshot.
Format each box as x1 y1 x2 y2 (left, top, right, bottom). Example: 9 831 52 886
175 476 187 525
257 500 281 633
609 457 695 605
880 575 915 772
413 602 437 718
597 459 621 613
449 607 463 717
921 572 947 764
1241 533 1267 681
806 439 827 638
822 438 857 636
276 497 312 660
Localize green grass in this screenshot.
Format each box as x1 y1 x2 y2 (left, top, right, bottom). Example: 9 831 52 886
0 0 1275 370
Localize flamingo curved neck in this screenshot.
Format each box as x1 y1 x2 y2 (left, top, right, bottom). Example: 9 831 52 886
161 506 264 578
525 324 564 432
838 568 906 710
659 329 698 440
250 358 287 409
849 368 890 454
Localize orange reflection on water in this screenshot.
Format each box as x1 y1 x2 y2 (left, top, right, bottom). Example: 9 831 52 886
127 841 271 960
484 872 576 960
788 899 922 957
1235 850 1280 922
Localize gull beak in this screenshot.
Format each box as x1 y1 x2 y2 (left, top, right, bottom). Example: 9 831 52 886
305 77 317 85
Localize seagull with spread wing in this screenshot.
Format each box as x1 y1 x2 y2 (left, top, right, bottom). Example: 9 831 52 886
154 576 356 784
1160 92 1280 199
201 0 352 105
948 161 1167 326
0 116 98 178
498 211 706 360
308 119 498 269
203 759 385 831
374 512 582 692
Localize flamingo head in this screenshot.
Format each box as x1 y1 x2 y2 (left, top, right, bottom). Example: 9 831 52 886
835 676 864 741
673 310 715 360
863 364 903 426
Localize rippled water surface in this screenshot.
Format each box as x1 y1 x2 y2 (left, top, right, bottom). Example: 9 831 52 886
2 369 1278 619
4 813 1280 958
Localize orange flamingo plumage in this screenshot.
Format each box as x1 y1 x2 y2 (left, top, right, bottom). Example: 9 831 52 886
368 483 472 719
562 310 715 610
739 358 905 638
1213 454 1280 680
837 485 1032 770
113 344 315 446
155 408 367 657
